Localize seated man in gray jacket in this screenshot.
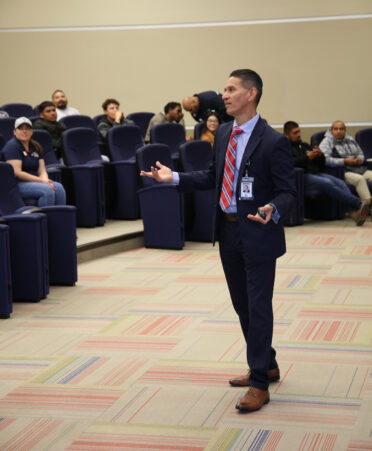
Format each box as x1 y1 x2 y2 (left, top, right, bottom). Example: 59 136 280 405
145 101 185 143
319 121 372 208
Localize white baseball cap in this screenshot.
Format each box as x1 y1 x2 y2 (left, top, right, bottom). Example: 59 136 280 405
14 117 32 129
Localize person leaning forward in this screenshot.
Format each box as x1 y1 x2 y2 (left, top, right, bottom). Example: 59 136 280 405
141 69 296 413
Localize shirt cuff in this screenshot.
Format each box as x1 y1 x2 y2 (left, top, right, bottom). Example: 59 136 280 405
172 172 180 185
269 203 280 224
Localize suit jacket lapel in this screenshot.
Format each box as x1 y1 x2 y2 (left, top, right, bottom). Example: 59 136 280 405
237 117 265 182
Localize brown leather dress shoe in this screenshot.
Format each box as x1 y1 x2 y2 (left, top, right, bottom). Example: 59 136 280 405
236 387 270 412
229 367 280 387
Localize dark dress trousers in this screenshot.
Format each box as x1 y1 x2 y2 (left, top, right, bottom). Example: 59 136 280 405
178 117 296 390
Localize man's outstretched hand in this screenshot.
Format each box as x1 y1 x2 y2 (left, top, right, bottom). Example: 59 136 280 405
140 161 174 183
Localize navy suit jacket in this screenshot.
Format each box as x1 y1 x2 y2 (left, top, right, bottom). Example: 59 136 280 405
179 117 296 261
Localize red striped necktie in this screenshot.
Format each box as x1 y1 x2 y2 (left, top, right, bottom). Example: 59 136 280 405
219 127 243 211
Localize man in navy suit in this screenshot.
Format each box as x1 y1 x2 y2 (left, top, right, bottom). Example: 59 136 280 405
141 69 296 412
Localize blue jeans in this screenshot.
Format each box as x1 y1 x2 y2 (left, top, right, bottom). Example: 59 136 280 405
304 172 360 211
18 181 66 207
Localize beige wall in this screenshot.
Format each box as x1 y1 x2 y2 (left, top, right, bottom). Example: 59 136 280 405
1 1 371 129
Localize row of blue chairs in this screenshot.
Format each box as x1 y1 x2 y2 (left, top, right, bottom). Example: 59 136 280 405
0 119 193 228
0 105 155 139
136 140 214 250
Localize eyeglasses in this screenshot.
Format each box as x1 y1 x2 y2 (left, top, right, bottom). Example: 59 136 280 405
207 119 219 124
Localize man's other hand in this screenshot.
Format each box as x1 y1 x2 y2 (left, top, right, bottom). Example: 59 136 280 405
247 204 273 224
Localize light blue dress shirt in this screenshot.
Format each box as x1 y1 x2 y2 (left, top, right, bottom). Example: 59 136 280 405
173 113 279 222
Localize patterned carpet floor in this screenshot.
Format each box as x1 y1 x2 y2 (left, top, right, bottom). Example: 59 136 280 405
0 218 371 450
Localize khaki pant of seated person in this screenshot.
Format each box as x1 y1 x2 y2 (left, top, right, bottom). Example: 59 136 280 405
345 170 372 202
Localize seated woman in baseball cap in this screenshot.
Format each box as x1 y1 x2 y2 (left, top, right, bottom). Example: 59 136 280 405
2 117 66 207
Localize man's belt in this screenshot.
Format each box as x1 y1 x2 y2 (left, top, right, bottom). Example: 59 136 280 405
222 212 239 222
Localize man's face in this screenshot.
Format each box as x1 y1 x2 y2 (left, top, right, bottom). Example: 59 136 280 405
105 103 119 121
222 77 253 118
169 106 183 122
52 91 68 109
286 127 301 143
14 124 33 142
41 105 57 122
331 121 346 140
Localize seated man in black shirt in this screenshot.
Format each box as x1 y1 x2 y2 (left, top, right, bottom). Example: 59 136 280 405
33 101 66 160
182 90 233 122
284 121 369 226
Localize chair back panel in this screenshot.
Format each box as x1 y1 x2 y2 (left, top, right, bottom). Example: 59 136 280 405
310 130 326 147
150 123 186 153
136 144 172 187
63 127 102 165
0 162 25 214
2 103 35 118
127 112 154 138
0 134 5 156
108 124 143 161
32 129 61 166
0 118 16 142
180 140 213 172
356 128 372 159
194 121 205 140
60 115 96 130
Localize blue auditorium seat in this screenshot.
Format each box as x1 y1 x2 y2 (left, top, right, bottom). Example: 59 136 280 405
0 223 12 317
283 168 305 226
1 103 35 118
0 134 5 153
107 124 143 219
179 140 214 241
310 130 326 147
0 118 16 142
62 127 106 226
150 122 186 168
64 127 126 220
127 112 154 138
0 162 78 287
60 114 96 131
136 144 184 249
356 128 372 169
31 129 63 184
193 121 205 140
304 166 346 220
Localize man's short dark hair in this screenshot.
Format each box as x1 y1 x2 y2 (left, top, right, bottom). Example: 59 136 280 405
164 102 181 114
102 98 120 111
230 69 263 105
39 101 55 113
283 121 299 135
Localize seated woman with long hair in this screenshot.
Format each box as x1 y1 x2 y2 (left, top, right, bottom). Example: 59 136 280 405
2 117 66 207
200 111 221 146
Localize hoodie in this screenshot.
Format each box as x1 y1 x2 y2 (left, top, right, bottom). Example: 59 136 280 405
319 129 365 170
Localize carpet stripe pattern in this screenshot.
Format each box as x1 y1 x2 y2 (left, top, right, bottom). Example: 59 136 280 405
0 221 371 450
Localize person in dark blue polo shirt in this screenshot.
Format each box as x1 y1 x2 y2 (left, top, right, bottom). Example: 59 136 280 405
2 117 66 207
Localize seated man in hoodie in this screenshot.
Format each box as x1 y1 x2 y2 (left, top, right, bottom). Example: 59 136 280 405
319 121 372 208
284 121 369 226
33 101 66 160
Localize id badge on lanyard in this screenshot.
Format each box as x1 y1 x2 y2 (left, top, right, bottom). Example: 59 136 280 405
239 161 254 200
